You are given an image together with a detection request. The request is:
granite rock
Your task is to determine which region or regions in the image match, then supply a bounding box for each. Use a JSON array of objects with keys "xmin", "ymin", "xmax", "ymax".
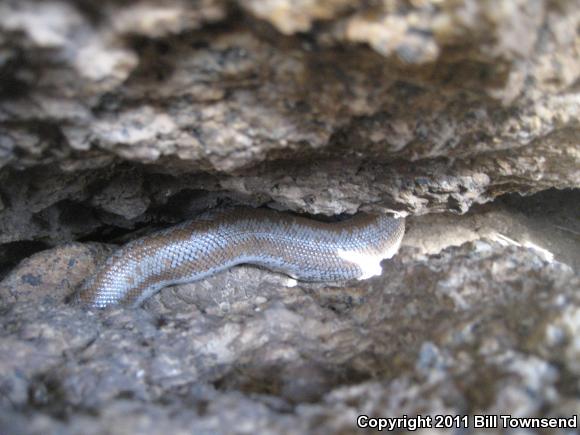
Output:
[
  {"xmin": 0, "ymin": 1, "xmax": 578, "ymax": 247},
  {"xmin": 0, "ymin": 1, "xmax": 579, "ymax": 433},
  {"xmin": 1, "ymin": 230, "xmax": 578, "ymax": 434}
]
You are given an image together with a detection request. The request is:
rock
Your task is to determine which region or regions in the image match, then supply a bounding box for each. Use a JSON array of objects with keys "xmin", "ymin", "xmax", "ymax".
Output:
[
  {"xmin": 0, "ymin": 232, "xmax": 578, "ymax": 433},
  {"xmin": 0, "ymin": 1, "xmax": 579, "ymax": 433},
  {"xmin": 0, "ymin": 1, "xmax": 578, "ymax": 245},
  {"xmin": 0, "ymin": 242, "xmax": 114, "ymax": 306}
]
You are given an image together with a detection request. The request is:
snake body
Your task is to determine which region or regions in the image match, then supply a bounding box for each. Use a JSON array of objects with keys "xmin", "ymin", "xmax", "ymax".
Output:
[{"xmin": 76, "ymin": 208, "xmax": 405, "ymax": 308}]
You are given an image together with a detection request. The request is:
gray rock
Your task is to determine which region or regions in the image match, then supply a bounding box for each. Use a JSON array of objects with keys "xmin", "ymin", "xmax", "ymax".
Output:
[
  {"xmin": 1, "ymin": 230, "xmax": 578, "ymax": 434},
  {"xmin": 0, "ymin": 1, "xmax": 579, "ymax": 433},
  {"xmin": 0, "ymin": 0, "xmax": 578, "ymax": 245}
]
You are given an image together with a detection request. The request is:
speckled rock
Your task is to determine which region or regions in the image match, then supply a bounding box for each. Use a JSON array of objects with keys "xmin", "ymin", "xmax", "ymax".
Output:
[
  {"xmin": 0, "ymin": 242, "xmax": 114, "ymax": 305},
  {"xmin": 0, "ymin": 229, "xmax": 578, "ymax": 434},
  {"xmin": 0, "ymin": 1, "xmax": 579, "ymax": 434},
  {"xmin": 0, "ymin": 0, "xmax": 579, "ymax": 249}
]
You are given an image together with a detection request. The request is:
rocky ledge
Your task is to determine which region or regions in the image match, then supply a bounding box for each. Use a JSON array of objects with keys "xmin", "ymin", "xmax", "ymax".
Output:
[{"xmin": 0, "ymin": 1, "xmax": 578, "ymax": 434}]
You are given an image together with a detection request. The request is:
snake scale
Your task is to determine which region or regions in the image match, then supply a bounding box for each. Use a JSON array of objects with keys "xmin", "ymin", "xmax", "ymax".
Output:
[{"xmin": 75, "ymin": 208, "xmax": 405, "ymax": 308}]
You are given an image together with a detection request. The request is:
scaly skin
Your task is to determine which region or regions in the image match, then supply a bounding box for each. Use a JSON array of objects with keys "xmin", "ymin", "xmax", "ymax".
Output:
[{"xmin": 75, "ymin": 208, "xmax": 405, "ymax": 308}]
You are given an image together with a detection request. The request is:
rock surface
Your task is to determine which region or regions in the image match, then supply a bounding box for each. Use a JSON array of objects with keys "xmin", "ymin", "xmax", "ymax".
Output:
[
  {"xmin": 1, "ymin": 218, "xmax": 579, "ymax": 434},
  {"xmin": 0, "ymin": 0, "xmax": 579, "ymax": 434},
  {"xmin": 0, "ymin": 0, "xmax": 579, "ymax": 248},
  {"xmin": 1, "ymin": 190, "xmax": 579, "ymax": 434}
]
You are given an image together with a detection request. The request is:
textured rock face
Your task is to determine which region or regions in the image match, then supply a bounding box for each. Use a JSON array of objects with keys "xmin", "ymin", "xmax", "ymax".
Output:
[
  {"xmin": 1, "ymin": 224, "xmax": 579, "ymax": 434},
  {"xmin": 0, "ymin": 0, "xmax": 579, "ymax": 248},
  {"xmin": 0, "ymin": 0, "xmax": 579, "ymax": 434}
]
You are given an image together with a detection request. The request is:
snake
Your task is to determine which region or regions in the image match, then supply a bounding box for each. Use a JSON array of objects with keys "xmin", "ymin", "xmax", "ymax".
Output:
[{"xmin": 74, "ymin": 208, "xmax": 405, "ymax": 308}]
